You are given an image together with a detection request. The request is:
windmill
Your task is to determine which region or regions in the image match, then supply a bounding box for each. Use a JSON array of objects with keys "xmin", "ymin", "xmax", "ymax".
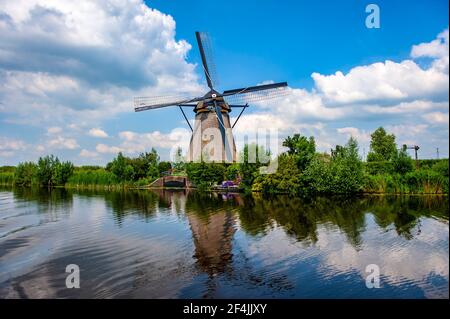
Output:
[{"xmin": 134, "ymin": 31, "xmax": 288, "ymax": 162}]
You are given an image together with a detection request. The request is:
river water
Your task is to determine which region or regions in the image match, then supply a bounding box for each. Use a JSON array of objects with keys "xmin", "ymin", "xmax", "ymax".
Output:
[{"xmin": 0, "ymin": 187, "xmax": 448, "ymax": 298}]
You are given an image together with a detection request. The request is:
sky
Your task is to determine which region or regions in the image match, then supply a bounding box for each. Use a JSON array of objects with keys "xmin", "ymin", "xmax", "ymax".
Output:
[{"xmin": 0, "ymin": 0, "xmax": 448, "ymax": 165}]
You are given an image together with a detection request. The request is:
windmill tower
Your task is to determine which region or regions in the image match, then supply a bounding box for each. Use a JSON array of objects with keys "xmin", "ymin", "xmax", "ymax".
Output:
[{"xmin": 134, "ymin": 31, "xmax": 288, "ymax": 163}]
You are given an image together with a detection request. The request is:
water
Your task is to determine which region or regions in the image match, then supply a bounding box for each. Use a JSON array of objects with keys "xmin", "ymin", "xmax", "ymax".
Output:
[{"xmin": 0, "ymin": 186, "xmax": 448, "ymax": 299}]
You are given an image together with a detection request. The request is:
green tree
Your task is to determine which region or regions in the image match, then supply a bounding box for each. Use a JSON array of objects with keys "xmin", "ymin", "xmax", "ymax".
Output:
[
  {"xmin": 186, "ymin": 162, "xmax": 226, "ymax": 187},
  {"xmin": 367, "ymin": 127, "xmax": 397, "ymax": 162},
  {"xmin": 36, "ymin": 155, "xmax": 59, "ymax": 186},
  {"xmin": 252, "ymin": 153, "xmax": 301, "ymax": 194},
  {"xmin": 330, "ymin": 137, "xmax": 364, "ymax": 193},
  {"xmin": 172, "ymin": 147, "xmax": 186, "ymax": 172},
  {"xmin": 52, "ymin": 161, "xmax": 74, "ymax": 185},
  {"xmin": 226, "ymin": 163, "xmax": 240, "ymax": 180},
  {"xmin": 158, "ymin": 161, "xmax": 172, "ymax": 175},
  {"xmin": 14, "ymin": 162, "xmax": 37, "ymax": 186},
  {"xmin": 238, "ymin": 143, "xmax": 269, "ymax": 188},
  {"xmin": 282, "ymin": 134, "xmax": 316, "ymax": 171},
  {"xmin": 392, "ymin": 149, "xmax": 414, "ymax": 175},
  {"xmin": 110, "ymin": 152, "xmax": 130, "ymax": 181}
]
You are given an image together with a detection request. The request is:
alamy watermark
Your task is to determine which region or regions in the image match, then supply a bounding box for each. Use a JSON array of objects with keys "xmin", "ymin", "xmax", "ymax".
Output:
[
  {"xmin": 65, "ymin": 264, "xmax": 80, "ymax": 289},
  {"xmin": 365, "ymin": 4, "xmax": 380, "ymax": 29},
  {"xmin": 365, "ymin": 264, "xmax": 381, "ymax": 289}
]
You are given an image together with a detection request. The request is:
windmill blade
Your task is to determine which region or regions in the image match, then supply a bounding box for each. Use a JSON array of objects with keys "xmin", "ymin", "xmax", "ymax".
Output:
[
  {"xmin": 134, "ymin": 95, "xmax": 204, "ymax": 112},
  {"xmin": 223, "ymin": 82, "xmax": 287, "ymax": 96},
  {"xmin": 195, "ymin": 31, "xmax": 218, "ymax": 89},
  {"xmin": 223, "ymin": 83, "xmax": 289, "ymax": 105}
]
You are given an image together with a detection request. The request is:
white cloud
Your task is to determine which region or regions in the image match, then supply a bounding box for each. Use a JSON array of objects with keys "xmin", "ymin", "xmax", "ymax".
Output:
[
  {"xmin": 48, "ymin": 136, "xmax": 79, "ymax": 149},
  {"xmin": 422, "ymin": 112, "xmax": 449, "ymax": 124},
  {"xmin": 88, "ymin": 128, "xmax": 108, "ymax": 138},
  {"xmin": 0, "ymin": 0, "xmax": 204, "ymax": 127},
  {"xmin": 96, "ymin": 143, "xmax": 122, "ymax": 154},
  {"xmin": 47, "ymin": 126, "xmax": 62, "ymax": 134},
  {"xmin": 411, "ymin": 29, "xmax": 449, "ymax": 59},
  {"xmin": 0, "ymin": 137, "xmax": 26, "ymax": 157},
  {"xmin": 79, "ymin": 149, "xmax": 98, "ymax": 158},
  {"xmin": 337, "ymin": 127, "xmax": 371, "ymax": 144},
  {"xmin": 312, "ymin": 59, "xmax": 448, "ymax": 105}
]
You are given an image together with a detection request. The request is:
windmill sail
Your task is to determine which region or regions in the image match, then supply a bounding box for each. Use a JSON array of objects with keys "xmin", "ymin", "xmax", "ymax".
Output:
[
  {"xmin": 134, "ymin": 95, "xmax": 204, "ymax": 112},
  {"xmin": 223, "ymin": 82, "xmax": 289, "ymax": 105}
]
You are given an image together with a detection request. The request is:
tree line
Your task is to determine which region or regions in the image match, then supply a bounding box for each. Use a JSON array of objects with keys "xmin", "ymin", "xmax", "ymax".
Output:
[{"xmin": 0, "ymin": 126, "xmax": 448, "ymax": 194}]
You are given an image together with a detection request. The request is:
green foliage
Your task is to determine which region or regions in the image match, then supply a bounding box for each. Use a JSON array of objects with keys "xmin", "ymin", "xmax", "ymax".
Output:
[
  {"xmin": 0, "ymin": 172, "xmax": 15, "ymax": 185},
  {"xmin": 226, "ymin": 163, "xmax": 240, "ymax": 180},
  {"xmin": 392, "ymin": 149, "xmax": 414, "ymax": 175},
  {"xmin": 158, "ymin": 161, "xmax": 172, "ymax": 175},
  {"xmin": 172, "ymin": 147, "xmax": 186, "ymax": 172},
  {"xmin": 301, "ymin": 137, "xmax": 364, "ymax": 194},
  {"xmin": 238, "ymin": 143, "xmax": 269, "ymax": 188},
  {"xmin": 37, "ymin": 155, "xmax": 59, "ymax": 186},
  {"xmin": 405, "ymin": 169, "xmax": 446, "ymax": 194},
  {"xmin": 367, "ymin": 127, "xmax": 397, "ymax": 162},
  {"xmin": 14, "ymin": 162, "xmax": 37, "ymax": 186},
  {"xmin": 185, "ymin": 161, "xmax": 226, "ymax": 188},
  {"xmin": 282, "ymin": 134, "xmax": 316, "ymax": 171},
  {"xmin": 52, "ymin": 161, "xmax": 74, "ymax": 186},
  {"xmin": 67, "ymin": 168, "xmax": 116, "ymax": 186},
  {"xmin": 252, "ymin": 153, "xmax": 301, "ymax": 194},
  {"xmin": 365, "ymin": 161, "xmax": 393, "ymax": 175},
  {"xmin": 108, "ymin": 150, "xmax": 160, "ymax": 182},
  {"xmin": 329, "ymin": 137, "xmax": 364, "ymax": 193}
]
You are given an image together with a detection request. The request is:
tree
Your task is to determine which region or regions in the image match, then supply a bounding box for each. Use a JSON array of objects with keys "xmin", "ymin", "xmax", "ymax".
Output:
[
  {"xmin": 52, "ymin": 161, "xmax": 74, "ymax": 185},
  {"xmin": 252, "ymin": 153, "xmax": 301, "ymax": 194},
  {"xmin": 172, "ymin": 147, "xmax": 185, "ymax": 172},
  {"xmin": 392, "ymin": 149, "xmax": 414, "ymax": 175},
  {"xmin": 238, "ymin": 143, "xmax": 268, "ymax": 188},
  {"xmin": 158, "ymin": 161, "xmax": 172, "ymax": 175},
  {"xmin": 367, "ymin": 127, "xmax": 397, "ymax": 162},
  {"xmin": 185, "ymin": 162, "xmax": 226, "ymax": 188},
  {"xmin": 14, "ymin": 162, "xmax": 37, "ymax": 186},
  {"xmin": 37, "ymin": 155, "xmax": 59, "ymax": 186},
  {"xmin": 282, "ymin": 134, "xmax": 316, "ymax": 171},
  {"xmin": 330, "ymin": 137, "xmax": 364, "ymax": 193},
  {"xmin": 110, "ymin": 152, "xmax": 130, "ymax": 181}
]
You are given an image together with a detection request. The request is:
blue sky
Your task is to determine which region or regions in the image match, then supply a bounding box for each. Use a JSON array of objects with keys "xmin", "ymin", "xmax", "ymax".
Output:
[{"xmin": 0, "ymin": 0, "xmax": 448, "ymax": 165}]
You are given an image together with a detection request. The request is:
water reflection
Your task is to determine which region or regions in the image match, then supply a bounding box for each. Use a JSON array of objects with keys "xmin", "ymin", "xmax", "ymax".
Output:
[{"xmin": 0, "ymin": 186, "xmax": 448, "ymax": 298}]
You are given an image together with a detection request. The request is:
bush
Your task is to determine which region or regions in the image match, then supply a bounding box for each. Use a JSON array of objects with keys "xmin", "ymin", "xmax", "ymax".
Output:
[
  {"xmin": 405, "ymin": 169, "xmax": 446, "ymax": 194},
  {"xmin": 252, "ymin": 154, "xmax": 301, "ymax": 194},
  {"xmin": 14, "ymin": 162, "xmax": 37, "ymax": 186},
  {"xmin": 0, "ymin": 172, "xmax": 15, "ymax": 185},
  {"xmin": 186, "ymin": 162, "xmax": 226, "ymax": 187},
  {"xmin": 365, "ymin": 161, "xmax": 393, "ymax": 175},
  {"xmin": 392, "ymin": 149, "xmax": 414, "ymax": 175}
]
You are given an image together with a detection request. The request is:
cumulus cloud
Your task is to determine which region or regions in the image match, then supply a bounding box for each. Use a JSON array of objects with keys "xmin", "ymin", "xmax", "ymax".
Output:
[
  {"xmin": 48, "ymin": 136, "xmax": 79, "ymax": 149},
  {"xmin": 422, "ymin": 112, "xmax": 449, "ymax": 125},
  {"xmin": 47, "ymin": 126, "xmax": 62, "ymax": 134},
  {"xmin": 88, "ymin": 128, "xmax": 108, "ymax": 138},
  {"xmin": 0, "ymin": 0, "xmax": 204, "ymax": 127},
  {"xmin": 79, "ymin": 149, "xmax": 98, "ymax": 158},
  {"xmin": 0, "ymin": 137, "xmax": 26, "ymax": 157}
]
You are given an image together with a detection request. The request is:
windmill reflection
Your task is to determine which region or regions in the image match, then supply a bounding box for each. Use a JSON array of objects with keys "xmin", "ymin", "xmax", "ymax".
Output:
[{"xmin": 152, "ymin": 190, "xmax": 238, "ymax": 276}]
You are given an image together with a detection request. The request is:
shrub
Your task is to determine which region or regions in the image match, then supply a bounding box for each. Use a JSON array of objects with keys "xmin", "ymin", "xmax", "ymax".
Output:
[
  {"xmin": 365, "ymin": 161, "xmax": 393, "ymax": 175},
  {"xmin": 391, "ymin": 149, "xmax": 414, "ymax": 175},
  {"xmin": 14, "ymin": 162, "xmax": 37, "ymax": 186}
]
